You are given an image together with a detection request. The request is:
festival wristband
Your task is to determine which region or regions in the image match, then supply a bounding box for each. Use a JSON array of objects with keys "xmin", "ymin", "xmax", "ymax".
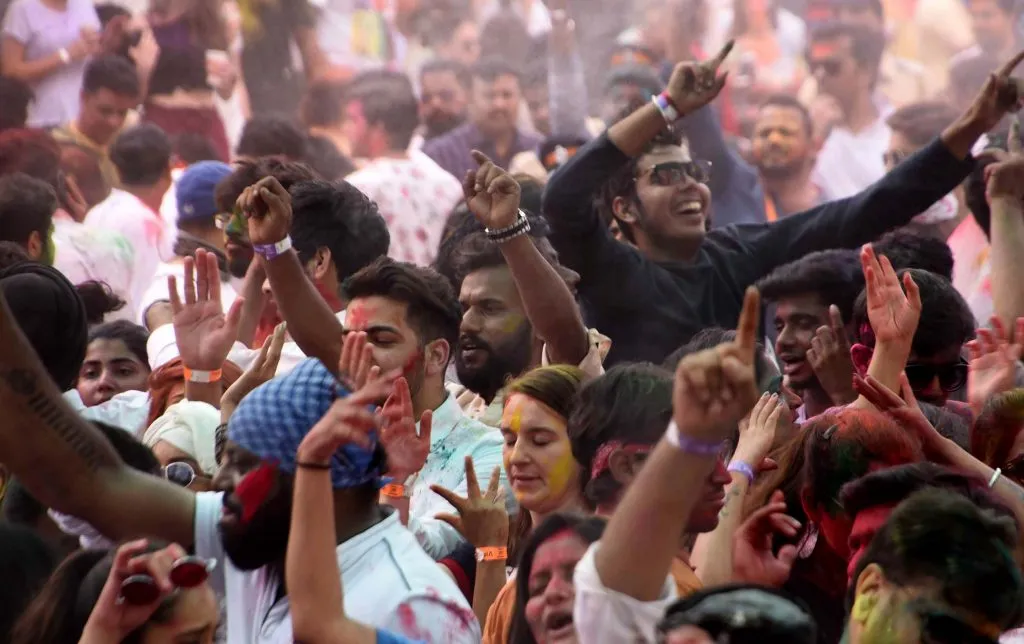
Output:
[
  {"xmin": 58, "ymin": 48, "xmax": 71, "ymax": 64},
  {"xmin": 253, "ymin": 236, "xmax": 292, "ymax": 261},
  {"xmin": 475, "ymin": 546, "xmax": 508, "ymax": 562},
  {"xmin": 184, "ymin": 367, "xmax": 222, "ymax": 384},
  {"xmin": 381, "ymin": 483, "xmax": 406, "ymax": 498},
  {"xmin": 664, "ymin": 421, "xmax": 725, "ymax": 456},
  {"xmin": 652, "ymin": 92, "xmax": 680, "ymax": 125},
  {"xmin": 727, "ymin": 460, "xmax": 756, "ymax": 485}
]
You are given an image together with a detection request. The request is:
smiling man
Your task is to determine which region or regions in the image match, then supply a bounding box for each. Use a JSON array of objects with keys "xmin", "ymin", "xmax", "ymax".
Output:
[{"xmin": 542, "ymin": 46, "xmax": 1014, "ymax": 365}]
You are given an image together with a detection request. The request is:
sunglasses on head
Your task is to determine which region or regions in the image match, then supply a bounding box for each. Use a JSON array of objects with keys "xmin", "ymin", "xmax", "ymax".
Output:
[
  {"xmin": 119, "ymin": 556, "xmax": 216, "ymax": 606},
  {"xmin": 903, "ymin": 360, "xmax": 968, "ymax": 393},
  {"xmin": 638, "ymin": 160, "xmax": 712, "ymax": 187},
  {"xmin": 163, "ymin": 461, "xmax": 199, "ymax": 488}
]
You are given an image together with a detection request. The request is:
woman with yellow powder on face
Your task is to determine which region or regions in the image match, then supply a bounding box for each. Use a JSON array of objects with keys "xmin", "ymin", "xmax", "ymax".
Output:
[{"xmin": 476, "ymin": 364, "xmax": 588, "ymax": 644}]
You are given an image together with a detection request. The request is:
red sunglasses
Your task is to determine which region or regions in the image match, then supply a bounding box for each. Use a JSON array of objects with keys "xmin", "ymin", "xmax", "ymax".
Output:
[{"xmin": 119, "ymin": 556, "xmax": 217, "ymax": 605}]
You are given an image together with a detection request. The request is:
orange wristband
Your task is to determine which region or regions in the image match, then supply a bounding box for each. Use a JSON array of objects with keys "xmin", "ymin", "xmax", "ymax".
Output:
[
  {"xmin": 475, "ymin": 546, "xmax": 508, "ymax": 562},
  {"xmin": 381, "ymin": 483, "xmax": 406, "ymax": 498},
  {"xmin": 184, "ymin": 367, "xmax": 222, "ymax": 383}
]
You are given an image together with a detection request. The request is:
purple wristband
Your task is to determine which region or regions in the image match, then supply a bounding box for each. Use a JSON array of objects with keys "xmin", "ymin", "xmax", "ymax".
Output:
[
  {"xmin": 665, "ymin": 421, "xmax": 724, "ymax": 456},
  {"xmin": 728, "ymin": 460, "xmax": 755, "ymax": 484}
]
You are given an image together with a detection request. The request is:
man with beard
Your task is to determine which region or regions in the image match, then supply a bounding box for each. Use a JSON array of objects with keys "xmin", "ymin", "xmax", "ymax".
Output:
[
  {"xmin": 418, "ymin": 59, "xmax": 470, "ymax": 143},
  {"xmin": 0, "ymin": 252, "xmax": 478, "ymax": 643},
  {"xmin": 751, "ymin": 95, "xmax": 830, "ymax": 220},
  {"xmin": 233, "ymin": 177, "xmax": 510, "ymax": 558},
  {"xmin": 423, "ymin": 58, "xmax": 542, "ymax": 180}
]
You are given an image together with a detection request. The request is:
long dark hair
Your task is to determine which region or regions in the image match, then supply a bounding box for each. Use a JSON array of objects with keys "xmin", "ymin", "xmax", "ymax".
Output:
[
  {"xmin": 508, "ymin": 514, "xmax": 606, "ymax": 644},
  {"xmin": 11, "ymin": 543, "xmax": 177, "ymax": 644}
]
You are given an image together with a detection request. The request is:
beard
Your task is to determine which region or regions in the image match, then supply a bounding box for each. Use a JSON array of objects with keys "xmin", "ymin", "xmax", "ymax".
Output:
[
  {"xmin": 455, "ymin": 323, "xmax": 534, "ymax": 403},
  {"xmin": 219, "ymin": 475, "xmax": 293, "ymax": 571},
  {"xmin": 424, "ymin": 112, "xmax": 466, "ymax": 139},
  {"xmin": 757, "ymin": 157, "xmax": 805, "ymax": 181}
]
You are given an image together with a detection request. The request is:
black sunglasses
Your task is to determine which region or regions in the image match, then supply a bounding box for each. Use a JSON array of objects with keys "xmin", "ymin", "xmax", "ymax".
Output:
[
  {"xmin": 638, "ymin": 160, "xmax": 712, "ymax": 187},
  {"xmin": 903, "ymin": 360, "xmax": 968, "ymax": 393}
]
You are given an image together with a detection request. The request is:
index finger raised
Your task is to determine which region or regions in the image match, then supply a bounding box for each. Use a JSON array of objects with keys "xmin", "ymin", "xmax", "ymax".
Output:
[
  {"xmin": 709, "ymin": 39, "xmax": 735, "ymax": 68},
  {"xmin": 734, "ymin": 286, "xmax": 760, "ymax": 357},
  {"xmin": 464, "ymin": 455, "xmax": 481, "ymax": 497},
  {"xmin": 998, "ymin": 48, "xmax": 1024, "ymax": 78}
]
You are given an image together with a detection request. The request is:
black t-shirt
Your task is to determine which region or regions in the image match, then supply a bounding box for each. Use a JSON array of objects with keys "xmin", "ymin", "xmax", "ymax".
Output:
[{"xmin": 241, "ymin": 0, "xmax": 316, "ymax": 117}]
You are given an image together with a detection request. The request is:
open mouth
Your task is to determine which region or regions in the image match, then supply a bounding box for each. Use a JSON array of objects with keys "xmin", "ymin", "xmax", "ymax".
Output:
[
  {"xmin": 675, "ymin": 200, "xmax": 704, "ymax": 216},
  {"xmin": 545, "ymin": 610, "xmax": 574, "ymax": 639}
]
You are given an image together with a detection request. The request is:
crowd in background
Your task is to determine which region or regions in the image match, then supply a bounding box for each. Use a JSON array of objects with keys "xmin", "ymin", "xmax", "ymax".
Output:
[{"xmin": 0, "ymin": 0, "xmax": 1023, "ymax": 643}]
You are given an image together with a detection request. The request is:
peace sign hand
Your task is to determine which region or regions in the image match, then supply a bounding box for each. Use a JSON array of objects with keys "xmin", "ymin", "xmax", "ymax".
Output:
[
  {"xmin": 431, "ymin": 456, "xmax": 509, "ymax": 548},
  {"xmin": 665, "ymin": 40, "xmax": 734, "ymax": 116}
]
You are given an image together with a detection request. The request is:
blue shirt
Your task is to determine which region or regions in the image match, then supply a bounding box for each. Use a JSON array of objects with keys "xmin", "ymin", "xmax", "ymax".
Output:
[{"xmin": 422, "ymin": 122, "xmax": 542, "ymax": 180}]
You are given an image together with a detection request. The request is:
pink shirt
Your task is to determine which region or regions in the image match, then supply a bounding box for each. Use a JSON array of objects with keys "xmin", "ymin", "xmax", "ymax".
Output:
[
  {"xmin": 347, "ymin": 152, "xmax": 463, "ymax": 267},
  {"xmin": 948, "ymin": 215, "xmax": 991, "ymax": 325}
]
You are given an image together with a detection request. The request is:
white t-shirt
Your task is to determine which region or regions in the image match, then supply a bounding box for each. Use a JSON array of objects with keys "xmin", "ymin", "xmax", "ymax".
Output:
[
  {"xmin": 85, "ymin": 190, "xmax": 176, "ymax": 319},
  {"xmin": 193, "ymin": 492, "xmax": 480, "ymax": 643},
  {"xmin": 138, "ymin": 261, "xmax": 238, "ymax": 327},
  {"xmin": 573, "ymin": 542, "xmax": 678, "ymax": 644},
  {"xmin": 347, "ymin": 153, "xmax": 463, "ymax": 267},
  {"xmin": 812, "ymin": 116, "xmax": 892, "ymax": 200}
]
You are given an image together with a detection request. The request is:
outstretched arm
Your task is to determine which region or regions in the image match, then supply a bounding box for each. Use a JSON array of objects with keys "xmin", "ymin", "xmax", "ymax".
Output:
[
  {"xmin": 0, "ymin": 291, "xmax": 195, "ymax": 546},
  {"xmin": 738, "ymin": 49, "xmax": 1024, "ymax": 278}
]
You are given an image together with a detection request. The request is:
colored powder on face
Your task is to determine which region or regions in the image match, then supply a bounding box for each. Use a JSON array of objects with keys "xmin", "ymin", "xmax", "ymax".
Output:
[
  {"xmin": 502, "ymin": 313, "xmax": 525, "ymax": 335},
  {"xmin": 234, "ymin": 461, "xmax": 278, "ymax": 524},
  {"xmin": 347, "ymin": 303, "xmax": 371, "ymax": 332},
  {"xmin": 545, "ymin": 448, "xmax": 576, "ymax": 500},
  {"xmin": 401, "ymin": 351, "xmax": 421, "ymax": 377},
  {"xmin": 510, "ymin": 405, "xmax": 523, "ymax": 434}
]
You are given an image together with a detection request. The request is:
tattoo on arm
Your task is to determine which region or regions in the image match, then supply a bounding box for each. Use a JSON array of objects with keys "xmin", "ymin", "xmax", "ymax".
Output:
[
  {"xmin": 0, "ymin": 367, "xmax": 116, "ymax": 472},
  {"xmin": 718, "ymin": 486, "xmax": 743, "ymax": 519}
]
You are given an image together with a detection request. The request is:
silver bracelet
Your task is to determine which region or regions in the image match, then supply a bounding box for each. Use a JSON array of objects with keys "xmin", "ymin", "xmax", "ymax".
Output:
[{"xmin": 485, "ymin": 209, "xmax": 531, "ymax": 243}]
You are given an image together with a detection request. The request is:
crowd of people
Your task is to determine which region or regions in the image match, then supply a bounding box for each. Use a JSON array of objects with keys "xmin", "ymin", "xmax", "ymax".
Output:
[{"xmin": 1, "ymin": 0, "xmax": 1024, "ymax": 642}]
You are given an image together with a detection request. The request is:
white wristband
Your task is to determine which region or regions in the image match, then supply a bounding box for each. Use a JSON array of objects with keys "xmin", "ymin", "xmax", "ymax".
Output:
[{"xmin": 58, "ymin": 48, "xmax": 71, "ymax": 64}]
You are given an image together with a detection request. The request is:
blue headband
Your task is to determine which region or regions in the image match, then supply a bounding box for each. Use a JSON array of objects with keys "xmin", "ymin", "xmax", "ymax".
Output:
[{"xmin": 227, "ymin": 358, "xmax": 381, "ymax": 488}]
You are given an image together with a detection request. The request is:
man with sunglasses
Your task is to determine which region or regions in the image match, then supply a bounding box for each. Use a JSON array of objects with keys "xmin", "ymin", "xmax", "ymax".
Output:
[
  {"xmin": 850, "ymin": 269, "xmax": 975, "ymax": 408},
  {"xmin": 807, "ymin": 22, "xmax": 890, "ymax": 201},
  {"xmin": 542, "ymin": 41, "xmax": 1024, "ymax": 366}
]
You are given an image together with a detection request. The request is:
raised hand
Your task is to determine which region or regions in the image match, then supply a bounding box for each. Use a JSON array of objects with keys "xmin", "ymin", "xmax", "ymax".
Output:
[
  {"xmin": 379, "ymin": 377, "xmax": 431, "ymax": 482},
  {"xmin": 672, "ymin": 287, "xmax": 761, "ymax": 441},
  {"xmin": 238, "ymin": 176, "xmax": 293, "ymax": 247},
  {"xmin": 986, "ymin": 115, "xmax": 1024, "ymax": 202},
  {"xmin": 338, "ymin": 331, "xmax": 380, "ymax": 391},
  {"xmin": 967, "ymin": 316, "xmax": 1024, "ymax": 413},
  {"xmin": 807, "ymin": 305, "xmax": 857, "ymax": 405},
  {"xmin": 79, "ymin": 540, "xmax": 189, "ymax": 642},
  {"xmin": 221, "ymin": 322, "xmax": 287, "ymax": 418},
  {"xmin": 734, "ymin": 392, "xmax": 786, "ymax": 468},
  {"xmin": 732, "ymin": 490, "xmax": 800, "ymax": 588},
  {"xmin": 462, "ymin": 151, "xmax": 521, "ymax": 230},
  {"xmin": 961, "ymin": 49, "xmax": 1024, "ymax": 133},
  {"xmin": 169, "ymin": 248, "xmax": 244, "ymax": 371},
  {"xmin": 853, "ymin": 373, "xmax": 945, "ymax": 459},
  {"xmin": 665, "ymin": 40, "xmax": 733, "ymax": 116},
  {"xmin": 431, "ymin": 456, "xmax": 509, "ymax": 548},
  {"xmin": 296, "ymin": 378, "xmax": 395, "ymax": 466},
  {"xmin": 860, "ymin": 244, "xmax": 921, "ymax": 344}
]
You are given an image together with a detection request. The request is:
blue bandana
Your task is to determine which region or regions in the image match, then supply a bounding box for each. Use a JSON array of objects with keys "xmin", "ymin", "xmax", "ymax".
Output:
[{"xmin": 227, "ymin": 358, "xmax": 381, "ymax": 488}]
